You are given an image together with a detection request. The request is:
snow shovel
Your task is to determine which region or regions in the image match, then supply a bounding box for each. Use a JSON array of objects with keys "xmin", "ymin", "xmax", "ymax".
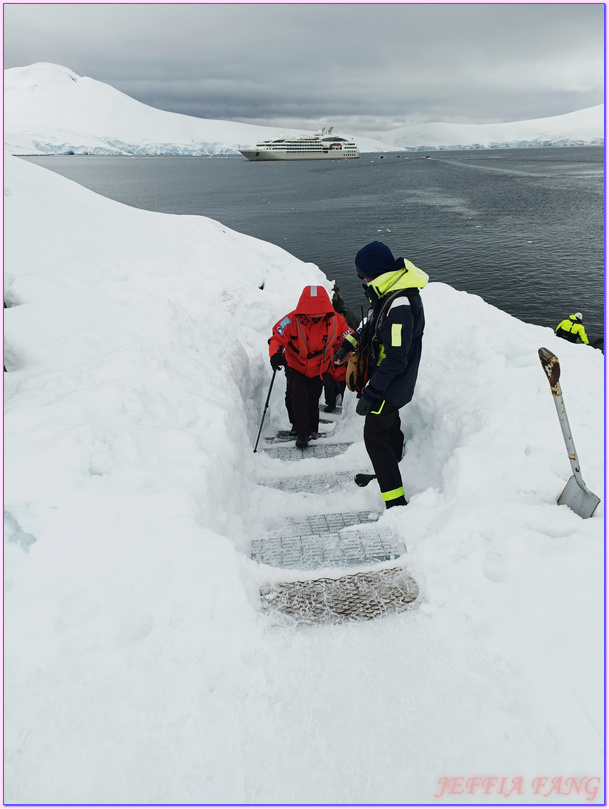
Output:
[{"xmin": 538, "ymin": 347, "xmax": 600, "ymax": 519}]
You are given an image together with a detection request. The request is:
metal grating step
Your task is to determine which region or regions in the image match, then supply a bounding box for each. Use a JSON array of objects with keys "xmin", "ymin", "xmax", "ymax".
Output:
[
  {"xmin": 266, "ymin": 511, "xmax": 378, "ymax": 536},
  {"xmin": 252, "ymin": 513, "xmax": 407, "ymax": 570},
  {"xmin": 261, "ymin": 566, "xmax": 419, "ymax": 624},
  {"xmin": 251, "ymin": 531, "xmax": 406, "ymax": 569},
  {"xmin": 264, "ymin": 428, "xmax": 335, "ymax": 445},
  {"xmin": 260, "ymin": 471, "xmax": 356, "ymax": 493},
  {"xmin": 262, "ymin": 442, "xmax": 353, "ymax": 461}
]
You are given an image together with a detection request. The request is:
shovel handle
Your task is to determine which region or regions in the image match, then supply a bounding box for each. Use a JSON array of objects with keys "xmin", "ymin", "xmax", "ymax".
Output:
[
  {"xmin": 539, "ymin": 346, "xmax": 583, "ymax": 480},
  {"xmin": 538, "ymin": 347, "xmax": 561, "ymax": 393},
  {"xmin": 537, "ymin": 347, "xmax": 600, "ymax": 517}
]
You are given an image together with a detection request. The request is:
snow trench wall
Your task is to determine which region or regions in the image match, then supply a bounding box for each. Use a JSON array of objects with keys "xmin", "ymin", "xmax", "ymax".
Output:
[{"xmin": 3, "ymin": 153, "xmax": 329, "ymax": 551}]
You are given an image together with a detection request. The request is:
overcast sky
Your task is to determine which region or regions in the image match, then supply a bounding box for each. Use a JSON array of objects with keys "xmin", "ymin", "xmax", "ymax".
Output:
[{"xmin": 3, "ymin": 2, "xmax": 605, "ymax": 137}]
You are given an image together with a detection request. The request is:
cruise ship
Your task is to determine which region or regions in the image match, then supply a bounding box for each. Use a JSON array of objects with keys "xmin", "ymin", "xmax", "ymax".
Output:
[{"xmin": 238, "ymin": 127, "xmax": 359, "ymax": 161}]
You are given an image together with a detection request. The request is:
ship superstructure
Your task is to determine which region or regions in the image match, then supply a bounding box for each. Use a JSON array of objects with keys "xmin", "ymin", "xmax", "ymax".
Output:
[{"xmin": 239, "ymin": 127, "xmax": 359, "ymax": 161}]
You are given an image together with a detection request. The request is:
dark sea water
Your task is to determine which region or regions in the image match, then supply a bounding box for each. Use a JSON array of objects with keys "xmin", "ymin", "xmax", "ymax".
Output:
[{"xmin": 24, "ymin": 147, "xmax": 605, "ymax": 340}]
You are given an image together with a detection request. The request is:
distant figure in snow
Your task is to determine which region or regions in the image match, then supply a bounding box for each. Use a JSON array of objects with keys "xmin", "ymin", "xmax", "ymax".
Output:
[
  {"xmin": 269, "ymin": 285, "xmax": 353, "ymax": 448},
  {"xmin": 331, "ymin": 282, "xmax": 360, "ymax": 331},
  {"xmin": 555, "ymin": 312, "xmax": 589, "ymax": 345},
  {"xmin": 333, "ymin": 241, "xmax": 428, "ymax": 509}
]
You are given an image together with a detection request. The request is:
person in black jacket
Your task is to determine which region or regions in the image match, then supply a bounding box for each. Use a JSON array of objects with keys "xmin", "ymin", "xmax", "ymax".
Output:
[{"xmin": 335, "ymin": 242, "xmax": 428, "ymax": 509}]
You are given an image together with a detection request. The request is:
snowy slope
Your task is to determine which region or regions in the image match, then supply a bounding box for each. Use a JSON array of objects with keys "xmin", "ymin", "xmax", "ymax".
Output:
[
  {"xmin": 381, "ymin": 105, "xmax": 605, "ymax": 150},
  {"xmin": 3, "ymin": 62, "xmax": 394, "ymax": 156},
  {"xmin": 4, "ymin": 153, "xmax": 605, "ymax": 804}
]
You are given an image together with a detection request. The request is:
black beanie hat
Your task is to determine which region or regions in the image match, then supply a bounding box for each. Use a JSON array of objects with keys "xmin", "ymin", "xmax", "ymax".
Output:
[{"xmin": 355, "ymin": 241, "xmax": 401, "ymax": 279}]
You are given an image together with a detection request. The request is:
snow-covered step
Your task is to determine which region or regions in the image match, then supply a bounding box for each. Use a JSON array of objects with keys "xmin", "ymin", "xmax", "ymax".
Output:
[
  {"xmin": 261, "ymin": 566, "xmax": 419, "ymax": 624},
  {"xmin": 252, "ymin": 512, "xmax": 407, "ymax": 569},
  {"xmin": 260, "ymin": 470, "xmax": 355, "ymax": 493},
  {"xmin": 262, "ymin": 442, "xmax": 352, "ymax": 461}
]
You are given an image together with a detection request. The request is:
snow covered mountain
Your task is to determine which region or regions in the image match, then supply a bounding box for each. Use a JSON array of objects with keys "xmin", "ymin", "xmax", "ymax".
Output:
[
  {"xmin": 3, "ymin": 62, "xmax": 395, "ymax": 156},
  {"xmin": 4, "ymin": 62, "xmax": 604, "ymax": 156},
  {"xmin": 380, "ymin": 105, "xmax": 604, "ymax": 151}
]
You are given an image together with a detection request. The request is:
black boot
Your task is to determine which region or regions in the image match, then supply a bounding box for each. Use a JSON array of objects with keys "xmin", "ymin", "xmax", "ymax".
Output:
[
  {"xmin": 296, "ymin": 434, "xmax": 309, "ymax": 449},
  {"xmin": 385, "ymin": 496, "xmax": 408, "ymax": 509},
  {"xmin": 354, "ymin": 473, "xmax": 377, "ymax": 487}
]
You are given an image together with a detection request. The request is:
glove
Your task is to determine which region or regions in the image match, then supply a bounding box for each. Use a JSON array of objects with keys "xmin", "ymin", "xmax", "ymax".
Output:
[
  {"xmin": 270, "ymin": 351, "xmax": 285, "ymax": 371},
  {"xmin": 333, "ymin": 345, "xmax": 350, "ymax": 365},
  {"xmin": 356, "ymin": 385, "xmax": 381, "ymax": 416},
  {"xmin": 356, "ymin": 397, "xmax": 374, "ymax": 416}
]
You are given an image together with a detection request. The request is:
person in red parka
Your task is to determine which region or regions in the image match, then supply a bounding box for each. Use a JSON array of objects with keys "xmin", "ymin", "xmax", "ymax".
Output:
[{"xmin": 269, "ymin": 285, "xmax": 352, "ymax": 448}]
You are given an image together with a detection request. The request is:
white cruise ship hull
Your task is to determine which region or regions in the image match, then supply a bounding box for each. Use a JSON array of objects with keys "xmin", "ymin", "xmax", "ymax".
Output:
[
  {"xmin": 239, "ymin": 128, "xmax": 359, "ymax": 161},
  {"xmin": 239, "ymin": 147, "xmax": 359, "ymax": 161}
]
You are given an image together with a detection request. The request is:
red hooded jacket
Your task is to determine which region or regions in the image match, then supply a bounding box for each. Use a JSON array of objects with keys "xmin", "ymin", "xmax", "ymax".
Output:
[{"xmin": 269, "ymin": 285, "xmax": 352, "ymax": 378}]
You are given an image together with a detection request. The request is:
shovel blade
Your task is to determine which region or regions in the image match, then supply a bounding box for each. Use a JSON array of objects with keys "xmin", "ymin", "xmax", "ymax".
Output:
[{"xmin": 557, "ymin": 475, "xmax": 600, "ymax": 519}]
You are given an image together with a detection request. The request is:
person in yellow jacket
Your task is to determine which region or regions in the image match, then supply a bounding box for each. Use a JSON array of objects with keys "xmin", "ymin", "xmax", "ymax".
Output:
[{"xmin": 555, "ymin": 312, "xmax": 589, "ymax": 345}]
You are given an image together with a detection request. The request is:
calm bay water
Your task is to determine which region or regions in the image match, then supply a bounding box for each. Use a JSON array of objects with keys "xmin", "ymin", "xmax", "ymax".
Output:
[{"xmin": 24, "ymin": 147, "xmax": 605, "ymax": 339}]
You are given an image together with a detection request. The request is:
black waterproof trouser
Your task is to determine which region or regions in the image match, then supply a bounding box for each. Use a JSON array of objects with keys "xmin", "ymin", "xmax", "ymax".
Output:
[
  {"xmin": 323, "ymin": 372, "xmax": 346, "ymax": 409},
  {"xmin": 556, "ymin": 329, "xmax": 578, "ymax": 343},
  {"xmin": 285, "ymin": 366, "xmax": 323, "ymax": 435},
  {"xmin": 363, "ymin": 401, "xmax": 406, "ymax": 505}
]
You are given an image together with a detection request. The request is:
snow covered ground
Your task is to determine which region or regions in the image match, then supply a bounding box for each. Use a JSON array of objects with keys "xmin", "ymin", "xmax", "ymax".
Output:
[
  {"xmin": 380, "ymin": 104, "xmax": 604, "ymax": 150},
  {"xmin": 4, "ymin": 62, "xmax": 604, "ymax": 156},
  {"xmin": 4, "ymin": 152, "xmax": 605, "ymax": 804}
]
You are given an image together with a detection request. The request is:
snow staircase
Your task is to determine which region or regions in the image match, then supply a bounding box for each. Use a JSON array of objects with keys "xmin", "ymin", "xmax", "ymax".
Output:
[{"xmin": 254, "ymin": 423, "xmax": 418, "ymax": 624}]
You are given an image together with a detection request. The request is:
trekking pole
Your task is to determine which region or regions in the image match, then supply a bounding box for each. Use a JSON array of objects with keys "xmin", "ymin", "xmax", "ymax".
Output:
[
  {"xmin": 253, "ymin": 369, "xmax": 278, "ymax": 453},
  {"xmin": 538, "ymin": 347, "xmax": 600, "ymax": 519}
]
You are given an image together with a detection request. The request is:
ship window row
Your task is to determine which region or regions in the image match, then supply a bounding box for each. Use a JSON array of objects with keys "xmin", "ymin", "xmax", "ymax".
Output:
[
  {"xmin": 264, "ymin": 139, "xmax": 355, "ymax": 146},
  {"xmin": 259, "ymin": 147, "xmax": 358, "ymax": 153}
]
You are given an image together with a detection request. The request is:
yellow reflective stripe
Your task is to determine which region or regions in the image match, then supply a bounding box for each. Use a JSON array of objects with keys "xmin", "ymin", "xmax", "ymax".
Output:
[
  {"xmin": 370, "ymin": 399, "xmax": 385, "ymax": 415},
  {"xmin": 381, "ymin": 486, "xmax": 405, "ymax": 502},
  {"xmin": 391, "ymin": 323, "xmax": 402, "ymax": 346},
  {"xmin": 345, "ymin": 333, "xmax": 358, "ymax": 348}
]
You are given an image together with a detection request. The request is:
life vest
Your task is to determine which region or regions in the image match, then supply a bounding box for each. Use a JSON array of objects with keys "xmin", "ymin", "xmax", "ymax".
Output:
[{"xmin": 270, "ymin": 285, "xmax": 352, "ymax": 378}]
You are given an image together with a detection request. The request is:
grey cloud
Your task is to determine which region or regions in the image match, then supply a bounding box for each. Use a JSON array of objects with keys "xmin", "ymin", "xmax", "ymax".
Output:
[{"xmin": 3, "ymin": 3, "xmax": 604, "ymax": 134}]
